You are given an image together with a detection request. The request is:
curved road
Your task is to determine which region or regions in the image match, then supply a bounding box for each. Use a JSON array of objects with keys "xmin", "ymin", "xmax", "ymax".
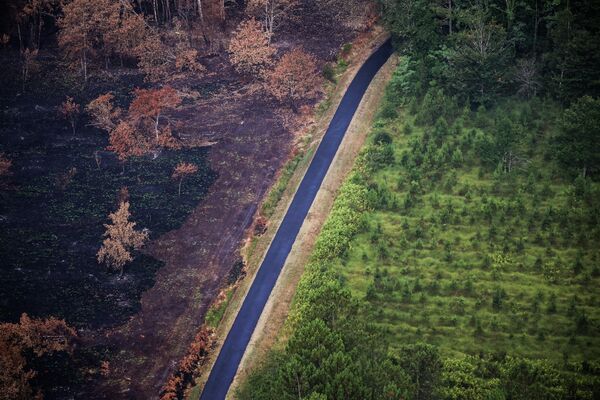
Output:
[{"xmin": 199, "ymin": 39, "xmax": 394, "ymax": 400}]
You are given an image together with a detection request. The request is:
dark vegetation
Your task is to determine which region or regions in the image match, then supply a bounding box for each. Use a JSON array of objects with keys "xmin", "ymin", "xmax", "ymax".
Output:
[{"xmin": 238, "ymin": 0, "xmax": 600, "ymax": 398}]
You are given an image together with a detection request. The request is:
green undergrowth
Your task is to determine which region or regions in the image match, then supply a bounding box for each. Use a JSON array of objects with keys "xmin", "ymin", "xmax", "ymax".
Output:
[
  {"xmin": 205, "ymin": 289, "xmax": 234, "ymax": 328},
  {"xmin": 261, "ymin": 143, "xmax": 315, "ymax": 218}
]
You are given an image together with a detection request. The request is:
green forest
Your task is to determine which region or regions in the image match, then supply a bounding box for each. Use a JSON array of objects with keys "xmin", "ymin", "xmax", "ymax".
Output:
[{"xmin": 237, "ymin": 0, "xmax": 600, "ymax": 398}]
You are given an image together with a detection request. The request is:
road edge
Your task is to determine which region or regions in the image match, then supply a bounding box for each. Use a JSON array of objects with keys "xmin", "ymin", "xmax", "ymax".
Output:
[{"xmin": 187, "ymin": 29, "xmax": 393, "ymax": 400}]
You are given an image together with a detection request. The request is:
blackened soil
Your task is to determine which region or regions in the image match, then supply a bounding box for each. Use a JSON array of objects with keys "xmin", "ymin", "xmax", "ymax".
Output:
[{"xmin": 0, "ymin": 78, "xmax": 215, "ymax": 329}]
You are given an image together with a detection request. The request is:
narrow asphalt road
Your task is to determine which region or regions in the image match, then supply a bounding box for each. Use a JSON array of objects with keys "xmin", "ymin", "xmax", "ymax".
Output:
[{"xmin": 199, "ymin": 39, "xmax": 394, "ymax": 400}]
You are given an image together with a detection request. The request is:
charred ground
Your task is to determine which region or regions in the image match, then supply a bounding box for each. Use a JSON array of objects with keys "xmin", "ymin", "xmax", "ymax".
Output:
[{"xmin": 0, "ymin": 1, "xmax": 371, "ymax": 398}]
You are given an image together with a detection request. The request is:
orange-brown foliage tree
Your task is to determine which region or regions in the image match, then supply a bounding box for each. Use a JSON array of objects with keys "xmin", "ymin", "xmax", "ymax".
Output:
[
  {"xmin": 89, "ymin": 88, "xmax": 183, "ymax": 161},
  {"xmin": 97, "ymin": 201, "xmax": 148, "ymax": 276},
  {"xmin": 57, "ymin": 0, "xmax": 155, "ymax": 79},
  {"xmin": 228, "ymin": 18, "xmax": 275, "ymax": 78},
  {"xmin": 266, "ymin": 49, "xmax": 321, "ymax": 110},
  {"xmin": 133, "ymin": 31, "xmax": 205, "ymax": 82},
  {"xmin": 86, "ymin": 93, "xmax": 122, "ymax": 133},
  {"xmin": 58, "ymin": 0, "xmax": 121, "ymax": 81},
  {"xmin": 58, "ymin": 96, "xmax": 81, "ymax": 135},
  {"xmin": 129, "ymin": 86, "xmax": 182, "ymax": 141},
  {"xmin": 174, "ymin": 46, "xmax": 205, "ymax": 74},
  {"xmin": 117, "ymin": 186, "xmax": 130, "ymax": 204},
  {"xmin": 159, "ymin": 326, "xmax": 212, "ymax": 400},
  {"xmin": 0, "ymin": 314, "xmax": 76, "ymax": 400},
  {"xmin": 172, "ymin": 162, "xmax": 198, "ymax": 195},
  {"xmin": 155, "ymin": 125, "xmax": 183, "ymax": 150},
  {"xmin": 133, "ymin": 33, "xmax": 171, "ymax": 82},
  {"xmin": 107, "ymin": 121, "xmax": 149, "ymax": 163},
  {"xmin": 103, "ymin": 8, "xmax": 149, "ymax": 64}
]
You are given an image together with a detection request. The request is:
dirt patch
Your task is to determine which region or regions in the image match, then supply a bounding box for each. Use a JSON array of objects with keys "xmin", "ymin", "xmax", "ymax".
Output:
[{"xmin": 229, "ymin": 49, "xmax": 399, "ymax": 398}]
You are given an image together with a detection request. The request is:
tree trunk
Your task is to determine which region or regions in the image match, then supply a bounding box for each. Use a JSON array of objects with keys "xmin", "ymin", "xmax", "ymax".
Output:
[
  {"xmin": 22, "ymin": 62, "xmax": 27, "ymax": 92},
  {"xmin": 37, "ymin": 13, "xmax": 43, "ymax": 50},
  {"xmin": 295, "ymin": 372, "xmax": 302, "ymax": 400},
  {"xmin": 83, "ymin": 50, "xmax": 88, "ymax": 82},
  {"xmin": 17, "ymin": 23, "xmax": 23, "ymax": 53},
  {"xmin": 82, "ymin": 23, "xmax": 88, "ymax": 82},
  {"xmin": 153, "ymin": 0, "xmax": 159, "ymax": 23},
  {"xmin": 163, "ymin": 0, "xmax": 171, "ymax": 22},
  {"xmin": 155, "ymin": 114, "xmax": 160, "ymax": 140},
  {"xmin": 94, "ymin": 151, "xmax": 101, "ymax": 169},
  {"xmin": 197, "ymin": 0, "xmax": 204, "ymax": 23},
  {"xmin": 448, "ymin": 0, "xmax": 452, "ymax": 34}
]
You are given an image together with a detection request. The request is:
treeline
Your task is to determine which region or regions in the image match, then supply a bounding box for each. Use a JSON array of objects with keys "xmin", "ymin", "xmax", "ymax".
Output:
[
  {"xmin": 3, "ymin": 0, "xmax": 225, "ymax": 50},
  {"xmin": 1, "ymin": 0, "xmax": 368, "ymax": 85},
  {"xmin": 3, "ymin": 0, "xmax": 215, "ymax": 84},
  {"xmin": 379, "ymin": 0, "xmax": 600, "ymax": 104},
  {"xmin": 0, "ymin": 314, "xmax": 77, "ymax": 400},
  {"xmin": 378, "ymin": 0, "xmax": 600, "ymax": 178}
]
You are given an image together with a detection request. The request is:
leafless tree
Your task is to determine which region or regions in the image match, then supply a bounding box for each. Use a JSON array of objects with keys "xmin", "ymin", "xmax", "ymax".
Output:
[{"xmin": 514, "ymin": 58, "xmax": 541, "ymax": 98}]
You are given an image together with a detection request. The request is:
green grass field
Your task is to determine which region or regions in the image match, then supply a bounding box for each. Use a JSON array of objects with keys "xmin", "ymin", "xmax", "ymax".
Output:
[{"xmin": 334, "ymin": 100, "xmax": 600, "ymax": 366}]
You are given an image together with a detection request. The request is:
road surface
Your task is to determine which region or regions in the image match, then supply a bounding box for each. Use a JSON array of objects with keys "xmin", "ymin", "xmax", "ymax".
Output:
[{"xmin": 199, "ymin": 39, "xmax": 394, "ymax": 400}]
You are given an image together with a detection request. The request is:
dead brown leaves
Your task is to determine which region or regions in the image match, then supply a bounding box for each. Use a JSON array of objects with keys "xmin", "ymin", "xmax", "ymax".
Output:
[
  {"xmin": 97, "ymin": 201, "xmax": 148, "ymax": 275},
  {"xmin": 159, "ymin": 326, "xmax": 213, "ymax": 400},
  {"xmin": 0, "ymin": 314, "xmax": 76, "ymax": 400},
  {"xmin": 266, "ymin": 48, "xmax": 322, "ymax": 109},
  {"xmin": 228, "ymin": 18, "xmax": 275, "ymax": 78}
]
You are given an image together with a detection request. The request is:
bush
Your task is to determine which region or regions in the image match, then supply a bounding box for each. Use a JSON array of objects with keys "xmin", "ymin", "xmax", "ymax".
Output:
[
  {"xmin": 451, "ymin": 148, "xmax": 464, "ymax": 167},
  {"xmin": 386, "ymin": 56, "xmax": 418, "ymax": 106},
  {"xmin": 359, "ymin": 143, "xmax": 395, "ymax": 172},
  {"xmin": 312, "ymin": 179, "xmax": 369, "ymax": 261},
  {"xmin": 322, "ymin": 63, "xmax": 336, "ymax": 82},
  {"xmin": 378, "ymin": 99, "xmax": 398, "ymax": 119},
  {"xmin": 373, "ymin": 130, "xmax": 393, "ymax": 145}
]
